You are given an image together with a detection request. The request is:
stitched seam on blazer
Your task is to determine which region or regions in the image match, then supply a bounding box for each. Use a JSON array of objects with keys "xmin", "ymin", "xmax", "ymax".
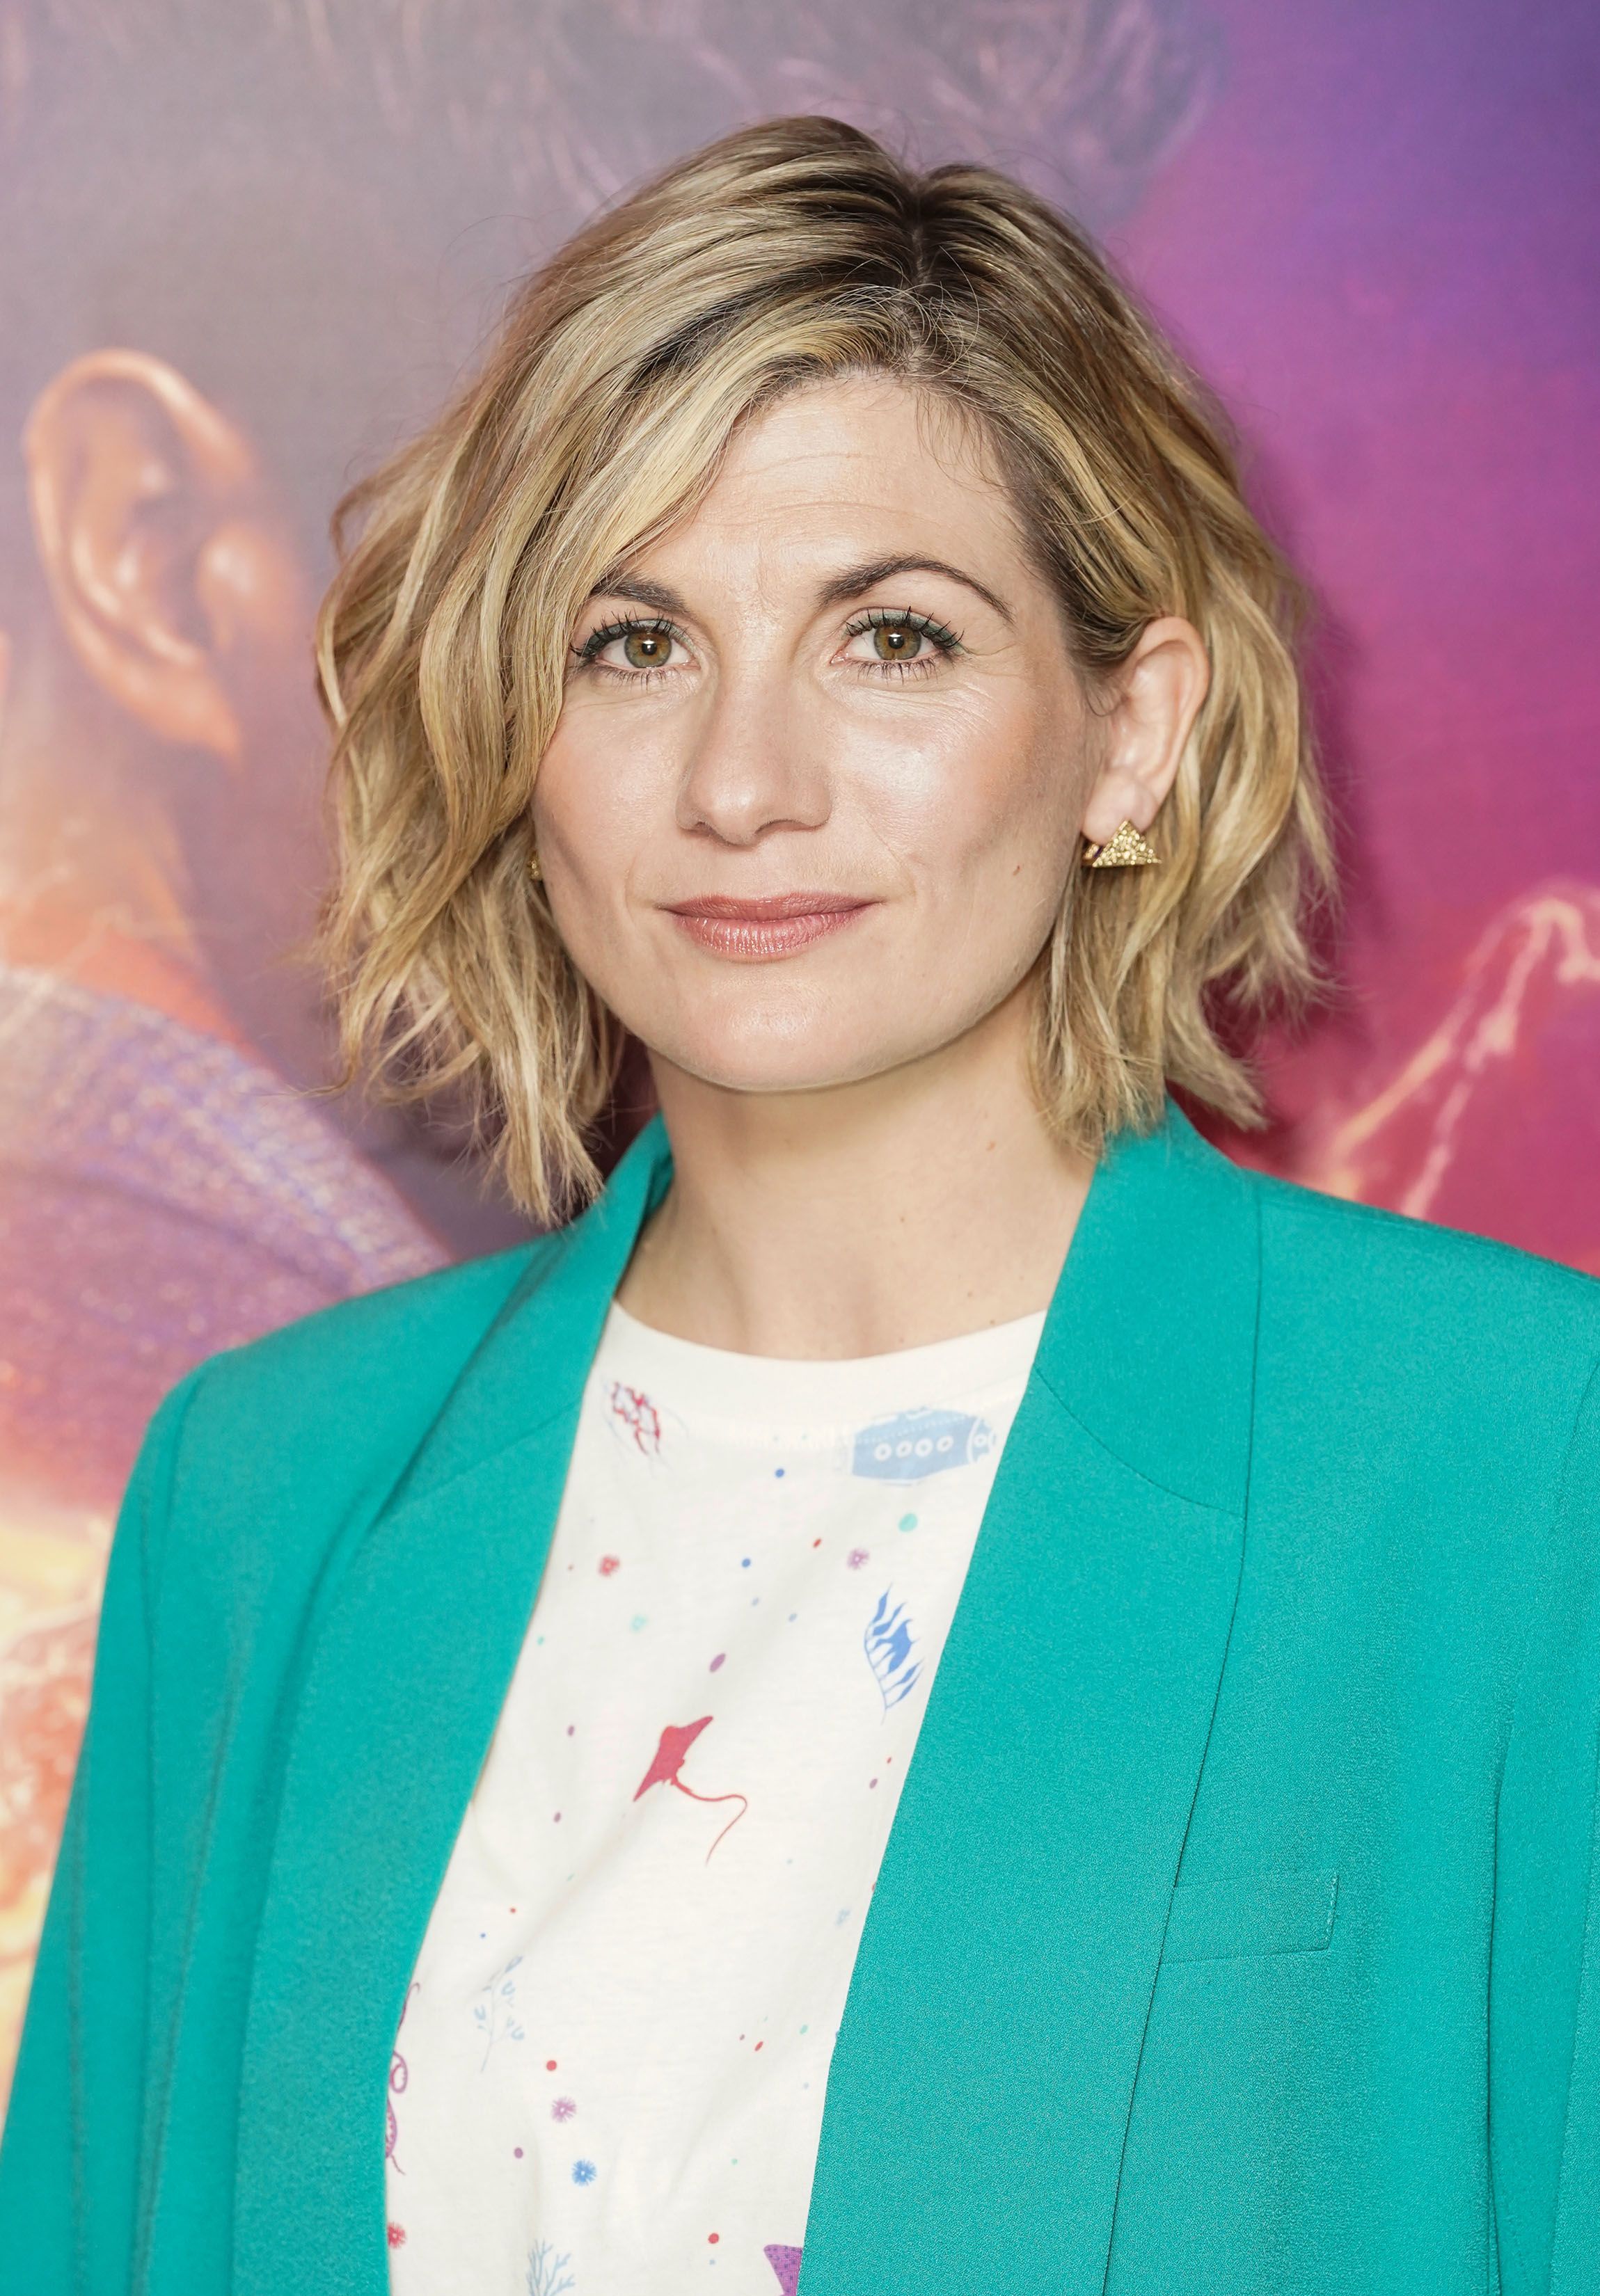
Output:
[
  {"xmin": 1505, "ymin": 1341, "xmax": 1600, "ymax": 2292},
  {"xmin": 1498, "ymin": 1342, "xmax": 1600, "ymax": 1796},
  {"xmin": 1487, "ymin": 1339, "xmax": 1600, "ymax": 2296},
  {"xmin": 127, "ymin": 1358, "xmax": 217, "ymax": 2291},
  {"xmin": 1552, "ymin": 1723, "xmax": 1600, "ymax": 2286},
  {"xmin": 1098, "ymin": 1177, "xmax": 1264, "ymax": 2295}
]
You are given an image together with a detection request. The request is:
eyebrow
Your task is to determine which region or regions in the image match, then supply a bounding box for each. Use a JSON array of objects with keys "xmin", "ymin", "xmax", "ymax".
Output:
[
  {"xmin": 814, "ymin": 555, "xmax": 1013, "ymax": 625},
  {"xmin": 587, "ymin": 555, "xmax": 1013, "ymax": 627},
  {"xmin": 585, "ymin": 573, "xmax": 690, "ymax": 621}
]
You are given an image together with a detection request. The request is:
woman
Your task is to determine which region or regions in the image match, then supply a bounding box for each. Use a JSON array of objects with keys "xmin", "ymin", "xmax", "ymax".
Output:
[{"xmin": 2, "ymin": 115, "xmax": 1597, "ymax": 2296}]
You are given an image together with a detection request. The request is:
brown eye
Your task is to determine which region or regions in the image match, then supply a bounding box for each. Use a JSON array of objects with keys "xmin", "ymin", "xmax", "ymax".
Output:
[
  {"xmin": 623, "ymin": 628, "xmax": 671, "ymax": 669},
  {"xmin": 871, "ymin": 623, "xmax": 922, "ymax": 661}
]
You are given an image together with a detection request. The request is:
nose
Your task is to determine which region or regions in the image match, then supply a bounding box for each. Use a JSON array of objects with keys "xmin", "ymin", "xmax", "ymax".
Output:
[{"xmin": 675, "ymin": 667, "xmax": 830, "ymax": 847}]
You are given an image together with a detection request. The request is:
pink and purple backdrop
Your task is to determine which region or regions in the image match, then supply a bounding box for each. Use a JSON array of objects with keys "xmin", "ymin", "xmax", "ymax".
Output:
[{"xmin": 0, "ymin": 0, "xmax": 1594, "ymax": 2103}]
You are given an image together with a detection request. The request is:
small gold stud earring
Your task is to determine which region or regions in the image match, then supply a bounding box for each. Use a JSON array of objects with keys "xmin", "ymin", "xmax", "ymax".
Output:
[
  {"xmin": 528, "ymin": 847, "xmax": 543, "ymax": 883},
  {"xmin": 1082, "ymin": 819, "xmax": 1160, "ymax": 869}
]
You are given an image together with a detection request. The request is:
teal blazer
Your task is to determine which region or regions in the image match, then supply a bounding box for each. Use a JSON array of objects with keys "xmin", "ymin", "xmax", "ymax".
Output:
[{"xmin": 3, "ymin": 1108, "xmax": 1600, "ymax": 2294}]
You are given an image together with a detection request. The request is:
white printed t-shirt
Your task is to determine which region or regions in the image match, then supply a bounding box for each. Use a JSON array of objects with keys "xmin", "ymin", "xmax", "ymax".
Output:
[{"xmin": 386, "ymin": 1300, "xmax": 1043, "ymax": 2296}]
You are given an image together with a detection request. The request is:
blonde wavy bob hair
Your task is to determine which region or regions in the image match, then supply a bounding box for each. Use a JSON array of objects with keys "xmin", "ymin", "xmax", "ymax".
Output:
[{"xmin": 319, "ymin": 115, "xmax": 1331, "ymax": 1222}]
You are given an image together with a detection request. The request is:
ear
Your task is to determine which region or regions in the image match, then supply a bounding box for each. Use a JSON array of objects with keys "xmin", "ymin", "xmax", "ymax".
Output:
[
  {"xmin": 1079, "ymin": 616, "xmax": 1211, "ymax": 847},
  {"xmin": 24, "ymin": 350, "xmax": 284, "ymax": 760}
]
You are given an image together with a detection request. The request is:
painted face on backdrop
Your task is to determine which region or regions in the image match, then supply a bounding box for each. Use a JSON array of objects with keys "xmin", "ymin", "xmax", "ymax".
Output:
[
  {"xmin": 0, "ymin": 0, "xmax": 1217, "ymax": 2112},
  {"xmin": 0, "ymin": 351, "xmax": 452, "ymax": 2084},
  {"xmin": 1, "ymin": 0, "xmax": 1591, "ymax": 2123},
  {"xmin": 534, "ymin": 378, "xmax": 1199, "ymax": 1101}
]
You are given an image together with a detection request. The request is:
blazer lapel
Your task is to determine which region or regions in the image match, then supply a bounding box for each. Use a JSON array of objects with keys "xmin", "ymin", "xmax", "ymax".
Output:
[
  {"xmin": 230, "ymin": 1103, "xmax": 1256, "ymax": 2295},
  {"xmin": 800, "ymin": 1111, "xmax": 1261, "ymax": 2296},
  {"xmin": 232, "ymin": 1119, "xmax": 674, "ymax": 2293}
]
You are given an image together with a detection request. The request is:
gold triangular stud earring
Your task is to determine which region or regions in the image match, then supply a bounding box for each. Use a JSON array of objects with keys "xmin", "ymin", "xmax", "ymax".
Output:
[{"xmin": 1082, "ymin": 819, "xmax": 1160, "ymax": 869}]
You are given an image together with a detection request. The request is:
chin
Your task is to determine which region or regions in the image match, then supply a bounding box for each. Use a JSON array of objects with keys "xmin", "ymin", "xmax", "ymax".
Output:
[{"xmin": 651, "ymin": 1015, "xmax": 936, "ymax": 1099}]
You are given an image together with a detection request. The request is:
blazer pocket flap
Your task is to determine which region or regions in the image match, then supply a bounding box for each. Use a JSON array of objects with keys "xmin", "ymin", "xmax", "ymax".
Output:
[{"xmin": 1163, "ymin": 1869, "xmax": 1339, "ymax": 1963}]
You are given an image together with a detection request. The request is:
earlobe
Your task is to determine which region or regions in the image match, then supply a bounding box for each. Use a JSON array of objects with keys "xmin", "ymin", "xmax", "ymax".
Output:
[
  {"xmin": 24, "ymin": 350, "xmax": 269, "ymax": 759},
  {"xmin": 1078, "ymin": 615, "xmax": 1210, "ymax": 851}
]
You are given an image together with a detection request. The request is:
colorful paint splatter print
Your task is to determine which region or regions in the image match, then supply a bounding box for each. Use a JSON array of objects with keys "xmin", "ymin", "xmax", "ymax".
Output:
[{"xmin": 385, "ymin": 1301, "xmax": 1040, "ymax": 2294}]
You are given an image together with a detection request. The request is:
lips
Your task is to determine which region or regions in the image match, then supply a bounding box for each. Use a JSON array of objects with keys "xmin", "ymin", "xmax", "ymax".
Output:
[{"xmin": 663, "ymin": 891, "xmax": 873, "ymax": 960}]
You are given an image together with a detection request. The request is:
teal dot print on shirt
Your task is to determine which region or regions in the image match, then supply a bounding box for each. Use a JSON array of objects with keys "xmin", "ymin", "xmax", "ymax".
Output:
[{"xmin": 899, "ymin": 1513, "xmax": 917, "ymax": 1531}]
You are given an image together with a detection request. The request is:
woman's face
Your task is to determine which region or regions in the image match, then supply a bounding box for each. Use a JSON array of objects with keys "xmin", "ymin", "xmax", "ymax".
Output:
[{"xmin": 534, "ymin": 376, "xmax": 1118, "ymax": 1099}]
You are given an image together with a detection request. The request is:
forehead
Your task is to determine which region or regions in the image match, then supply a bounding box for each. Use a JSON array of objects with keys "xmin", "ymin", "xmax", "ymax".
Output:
[{"xmin": 648, "ymin": 374, "xmax": 1024, "ymax": 573}]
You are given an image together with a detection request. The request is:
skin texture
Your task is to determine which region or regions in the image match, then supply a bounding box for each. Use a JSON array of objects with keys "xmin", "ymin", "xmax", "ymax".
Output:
[{"xmin": 534, "ymin": 377, "xmax": 1210, "ymax": 1358}]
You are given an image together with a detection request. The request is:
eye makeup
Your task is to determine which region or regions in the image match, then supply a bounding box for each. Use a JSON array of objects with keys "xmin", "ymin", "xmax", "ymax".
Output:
[
  {"xmin": 843, "ymin": 606, "xmax": 962, "ymax": 650},
  {"xmin": 840, "ymin": 605, "xmax": 964, "ymax": 675},
  {"xmin": 573, "ymin": 613, "xmax": 686, "ymax": 667}
]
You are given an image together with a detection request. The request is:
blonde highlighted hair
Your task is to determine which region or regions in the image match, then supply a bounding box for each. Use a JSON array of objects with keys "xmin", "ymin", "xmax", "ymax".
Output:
[{"xmin": 319, "ymin": 115, "xmax": 1331, "ymax": 1222}]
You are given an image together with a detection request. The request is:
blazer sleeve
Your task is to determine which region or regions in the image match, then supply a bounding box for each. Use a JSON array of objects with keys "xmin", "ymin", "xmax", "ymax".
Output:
[
  {"xmin": 0, "ymin": 1368, "xmax": 203, "ymax": 2296},
  {"xmin": 1491, "ymin": 1353, "xmax": 1600, "ymax": 2296}
]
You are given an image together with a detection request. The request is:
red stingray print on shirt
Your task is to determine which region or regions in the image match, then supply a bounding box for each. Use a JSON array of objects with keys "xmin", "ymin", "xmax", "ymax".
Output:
[{"xmin": 633, "ymin": 1716, "xmax": 749, "ymax": 1860}]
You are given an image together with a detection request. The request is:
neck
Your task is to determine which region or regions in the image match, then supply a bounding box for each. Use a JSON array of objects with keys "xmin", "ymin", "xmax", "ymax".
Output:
[{"xmin": 619, "ymin": 981, "xmax": 1093, "ymax": 1359}]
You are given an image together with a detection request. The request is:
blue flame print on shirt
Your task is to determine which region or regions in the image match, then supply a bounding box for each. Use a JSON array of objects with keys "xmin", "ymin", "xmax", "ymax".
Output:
[
  {"xmin": 850, "ymin": 1405, "xmax": 997, "ymax": 1483},
  {"xmin": 864, "ymin": 1590, "xmax": 922, "ymax": 1714}
]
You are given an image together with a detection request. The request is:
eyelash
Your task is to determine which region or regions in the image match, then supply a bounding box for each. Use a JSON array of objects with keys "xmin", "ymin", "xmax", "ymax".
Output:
[
  {"xmin": 841, "ymin": 607, "xmax": 963, "ymax": 678},
  {"xmin": 571, "ymin": 605, "xmax": 966, "ymax": 685},
  {"xmin": 573, "ymin": 615, "xmax": 685, "ymax": 687}
]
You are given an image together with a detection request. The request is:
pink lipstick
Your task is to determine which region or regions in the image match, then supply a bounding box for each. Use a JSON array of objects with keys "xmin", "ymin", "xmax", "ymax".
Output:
[{"xmin": 665, "ymin": 891, "xmax": 872, "ymax": 960}]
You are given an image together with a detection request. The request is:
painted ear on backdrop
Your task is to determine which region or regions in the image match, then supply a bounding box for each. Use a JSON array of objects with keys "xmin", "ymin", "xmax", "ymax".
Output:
[
  {"xmin": 24, "ymin": 349, "xmax": 299, "ymax": 763},
  {"xmin": 6, "ymin": 346, "xmax": 328, "ymax": 1061}
]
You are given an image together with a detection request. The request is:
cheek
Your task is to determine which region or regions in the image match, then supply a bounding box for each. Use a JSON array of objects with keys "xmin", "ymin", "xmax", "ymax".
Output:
[
  {"xmin": 839, "ymin": 689, "xmax": 1084, "ymax": 892},
  {"xmin": 532, "ymin": 709, "xmax": 671, "ymax": 903}
]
